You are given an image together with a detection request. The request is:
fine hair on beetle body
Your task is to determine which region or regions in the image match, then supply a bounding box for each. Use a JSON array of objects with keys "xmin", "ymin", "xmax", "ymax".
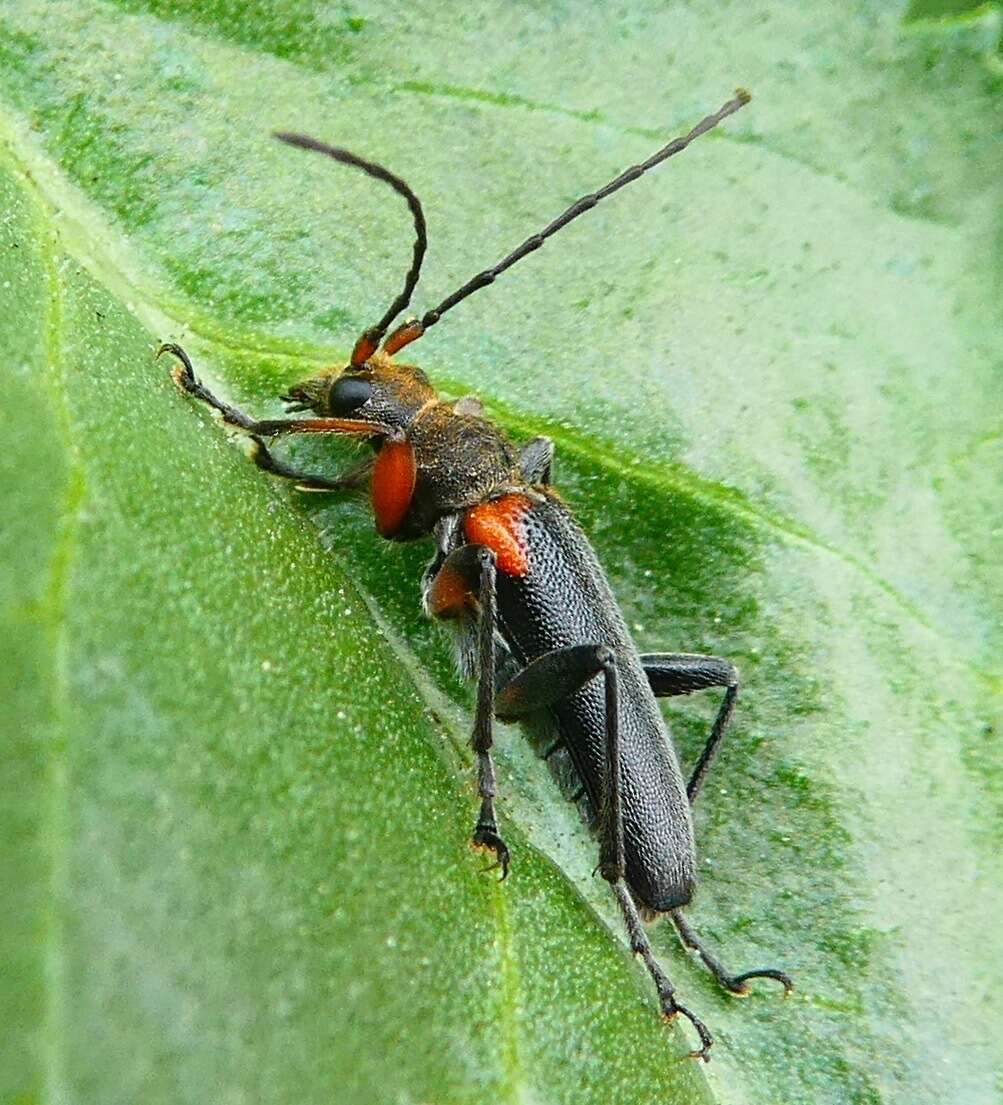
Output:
[{"xmin": 160, "ymin": 87, "xmax": 792, "ymax": 1062}]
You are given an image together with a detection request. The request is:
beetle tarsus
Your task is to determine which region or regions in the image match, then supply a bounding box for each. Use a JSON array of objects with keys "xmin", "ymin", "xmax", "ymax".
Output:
[
  {"xmin": 729, "ymin": 967, "xmax": 795, "ymax": 994},
  {"xmin": 670, "ymin": 910, "xmax": 793, "ymax": 998},
  {"xmin": 664, "ymin": 1001, "xmax": 714, "ymax": 1062},
  {"xmin": 609, "ymin": 881, "xmax": 717, "ymax": 1057},
  {"xmin": 159, "ymin": 342, "xmax": 198, "ymax": 389},
  {"xmin": 159, "ymin": 342, "xmax": 258, "ymax": 430},
  {"xmin": 472, "ymin": 822, "xmax": 511, "ymax": 880}
]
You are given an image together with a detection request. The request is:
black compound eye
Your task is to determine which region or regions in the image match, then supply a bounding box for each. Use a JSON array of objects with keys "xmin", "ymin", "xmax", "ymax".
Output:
[{"xmin": 328, "ymin": 375, "xmax": 372, "ymax": 414}]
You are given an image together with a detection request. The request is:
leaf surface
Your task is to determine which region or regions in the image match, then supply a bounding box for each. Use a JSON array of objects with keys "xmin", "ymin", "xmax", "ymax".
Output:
[{"xmin": 1, "ymin": 3, "xmax": 1001, "ymax": 1104}]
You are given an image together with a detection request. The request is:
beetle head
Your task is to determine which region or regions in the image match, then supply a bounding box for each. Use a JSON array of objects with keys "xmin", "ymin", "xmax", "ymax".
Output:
[{"xmin": 281, "ymin": 351, "xmax": 437, "ymax": 434}]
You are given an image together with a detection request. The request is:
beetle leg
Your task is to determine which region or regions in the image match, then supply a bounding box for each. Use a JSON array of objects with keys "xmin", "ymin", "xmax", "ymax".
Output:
[
  {"xmin": 670, "ymin": 910, "xmax": 793, "ymax": 997},
  {"xmin": 425, "ymin": 544, "xmax": 510, "ymax": 877},
  {"xmin": 595, "ymin": 651, "xmax": 715, "ymax": 1060},
  {"xmin": 249, "ymin": 438, "xmax": 374, "ymax": 492},
  {"xmin": 490, "ymin": 644, "xmax": 622, "ymax": 871},
  {"xmin": 612, "ymin": 884, "xmax": 714, "ymax": 1060},
  {"xmin": 493, "ymin": 645, "xmax": 608, "ymax": 824},
  {"xmin": 639, "ymin": 652, "xmax": 739, "ymax": 805},
  {"xmin": 493, "ymin": 643, "xmax": 614, "ymax": 721},
  {"xmin": 160, "ymin": 343, "xmax": 394, "ymax": 438},
  {"xmin": 643, "ymin": 655, "xmax": 793, "ymax": 1001},
  {"xmin": 496, "ymin": 644, "xmax": 715, "ymax": 1059},
  {"xmin": 468, "ymin": 546, "xmax": 510, "ymax": 877}
]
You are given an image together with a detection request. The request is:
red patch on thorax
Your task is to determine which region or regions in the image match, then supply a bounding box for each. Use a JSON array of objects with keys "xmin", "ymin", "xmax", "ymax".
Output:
[
  {"xmin": 372, "ymin": 439, "xmax": 417, "ymax": 537},
  {"xmin": 464, "ymin": 494, "xmax": 532, "ymax": 576}
]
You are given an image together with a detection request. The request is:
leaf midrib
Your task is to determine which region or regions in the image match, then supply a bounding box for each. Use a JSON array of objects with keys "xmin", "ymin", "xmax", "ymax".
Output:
[{"xmin": 35, "ymin": 174, "xmax": 83, "ymax": 1105}]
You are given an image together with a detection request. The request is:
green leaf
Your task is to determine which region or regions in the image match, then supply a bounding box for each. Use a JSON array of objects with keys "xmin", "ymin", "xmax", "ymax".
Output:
[
  {"xmin": 903, "ymin": 0, "xmax": 996, "ymax": 24},
  {"xmin": 1, "ymin": 4, "xmax": 1000, "ymax": 1104}
]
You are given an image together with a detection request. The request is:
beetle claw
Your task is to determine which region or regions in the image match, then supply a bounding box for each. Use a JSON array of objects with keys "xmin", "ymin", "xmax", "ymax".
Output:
[
  {"xmin": 728, "ymin": 968, "xmax": 794, "ymax": 995},
  {"xmin": 663, "ymin": 1000, "xmax": 714, "ymax": 1062},
  {"xmin": 157, "ymin": 342, "xmax": 199, "ymax": 392},
  {"xmin": 472, "ymin": 828, "xmax": 510, "ymax": 880}
]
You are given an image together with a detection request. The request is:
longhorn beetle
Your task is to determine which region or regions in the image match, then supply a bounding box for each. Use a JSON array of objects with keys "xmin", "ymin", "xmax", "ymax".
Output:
[{"xmin": 161, "ymin": 88, "xmax": 792, "ymax": 1060}]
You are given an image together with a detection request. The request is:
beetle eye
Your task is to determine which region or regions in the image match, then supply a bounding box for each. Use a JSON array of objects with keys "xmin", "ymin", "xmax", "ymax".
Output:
[{"xmin": 328, "ymin": 375, "xmax": 372, "ymax": 414}]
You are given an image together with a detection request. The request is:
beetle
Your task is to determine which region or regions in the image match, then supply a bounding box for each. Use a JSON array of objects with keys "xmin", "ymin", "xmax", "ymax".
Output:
[{"xmin": 160, "ymin": 88, "xmax": 792, "ymax": 1060}]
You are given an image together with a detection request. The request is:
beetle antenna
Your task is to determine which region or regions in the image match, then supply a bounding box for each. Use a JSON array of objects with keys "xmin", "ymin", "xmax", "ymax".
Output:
[
  {"xmin": 274, "ymin": 132, "xmax": 428, "ymax": 367},
  {"xmin": 382, "ymin": 89, "xmax": 750, "ymax": 356}
]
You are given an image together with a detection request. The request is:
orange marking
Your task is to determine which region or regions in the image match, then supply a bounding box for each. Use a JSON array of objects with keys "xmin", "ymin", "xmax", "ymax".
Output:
[
  {"xmin": 372, "ymin": 439, "xmax": 417, "ymax": 538},
  {"xmin": 428, "ymin": 564, "xmax": 473, "ymax": 619},
  {"xmin": 464, "ymin": 494, "xmax": 532, "ymax": 576},
  {"xmin": 383, "ymin": 320, "xmax": 425, "ymax": 355},
  {"xmin": 351, "ymin": 332, "xmax": 378, "ymax": 366},
  {"xmin": 282, "ymin": 416, "xmax": 391, "ymax": 436}
]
